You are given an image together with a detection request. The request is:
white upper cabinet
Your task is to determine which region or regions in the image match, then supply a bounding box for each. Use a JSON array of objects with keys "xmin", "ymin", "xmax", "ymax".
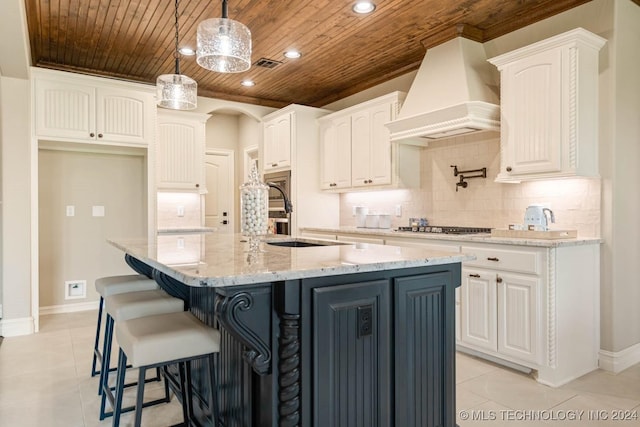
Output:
[
  {"xmin": 489, "ymin": 28, "xmax": 606, "ymax": 182},
  {"xmin": 34, "ymin": 69, "xmax": 155, "ymax": 146},
  {"xmin": 263, "ymin": 113, "xmax": 292, "ymax": 171},
  {"xmin": 157, "ymin": 110, "xmax": 210, "ymax": 191},
  {"xmin": 351, "ymin": 102, "xmax": 393, "ymax": 187},
  {"xmin": 319, "ymin": 115, "xmax": 352, "ymax": 189},
  {"xmin": 318, "ymin": 91, "xmax": 420, "ymax": 192}
]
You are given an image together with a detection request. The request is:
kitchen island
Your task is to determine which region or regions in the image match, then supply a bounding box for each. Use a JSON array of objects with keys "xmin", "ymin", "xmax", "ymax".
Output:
[{"xmin": 110, "ymin": 233, "xmax": 473, "ymax": 427}]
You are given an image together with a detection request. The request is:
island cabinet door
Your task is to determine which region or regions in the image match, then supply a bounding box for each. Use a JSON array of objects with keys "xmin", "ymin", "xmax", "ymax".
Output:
[
  {"xmin": 312, "ymin": 280, "xmax": 391, "ymax": 427},
  {"xmin": 394, "ymin": 272, "xmax": 457, "ymax": 427}
]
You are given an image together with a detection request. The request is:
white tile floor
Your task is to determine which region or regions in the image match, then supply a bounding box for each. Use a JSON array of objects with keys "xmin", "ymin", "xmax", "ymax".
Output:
[{"xmin": 1, "ymin": 311, "xmax": 639, "ymax": 426}]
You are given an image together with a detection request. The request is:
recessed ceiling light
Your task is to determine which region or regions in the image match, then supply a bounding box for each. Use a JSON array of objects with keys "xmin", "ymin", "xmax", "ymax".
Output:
[
  {"xmin": 241, "ymin": 79, "xmax": 255, "ymax": 87},
  {"xmin": 352, "ymin": 1, "xmax": 376, "ymax": 14},
  {"xmin": 284, "ymin": 50, "xmax": 301, "ymax": 59},
  {"xmin": 179, "ymin": 47, "xmax": 195, "ymax": 56}
]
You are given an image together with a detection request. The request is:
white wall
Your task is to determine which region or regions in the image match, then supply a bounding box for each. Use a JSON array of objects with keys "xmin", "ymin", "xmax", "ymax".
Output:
[
  {"xmin": 38, "ymin": 148, "xmax": 147, "ymax": 309},
  {"xmin": 0, "ymin": 76, "xmax": 32, "ymax": 335},
  {"xmin": 608, "ymin": 0, "xmax": 640, "ymax": 352},
  {"xmin": 204, "ymin": 112, "xmax": 265, "ymax": 233},
  {"xmin": 0, "ymin": 70, "xmax": 3, "ymax": 318}
]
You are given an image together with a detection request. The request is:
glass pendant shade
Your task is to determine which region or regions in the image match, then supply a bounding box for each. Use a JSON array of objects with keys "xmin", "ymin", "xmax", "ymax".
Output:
[
  {"xmin": 156, "ymin": 73, "xmax": 198, "ymax": 110},
  {"xmin": 196, "ymin": 18, "xmax": 251, "ymax": 73}
]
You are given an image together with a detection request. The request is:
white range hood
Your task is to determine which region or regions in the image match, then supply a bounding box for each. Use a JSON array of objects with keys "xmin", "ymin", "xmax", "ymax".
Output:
[{"xmin": 386, "ymin": 37, "xmax": 500, "ymax": 143}]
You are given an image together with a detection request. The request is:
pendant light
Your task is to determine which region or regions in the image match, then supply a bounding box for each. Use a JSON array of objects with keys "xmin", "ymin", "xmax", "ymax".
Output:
[
  {"xmin": 196, "ymin": 0, "xmax": 251, "ymax": 73},
  {"xmin": 157, "ymin": 0, "xmax": 197, "ymax": 110}
]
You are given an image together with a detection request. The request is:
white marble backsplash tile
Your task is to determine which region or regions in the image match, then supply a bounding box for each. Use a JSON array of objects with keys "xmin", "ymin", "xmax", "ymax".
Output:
[
  {"xmin": 341, "ymin": 134, "xmax": 601, "ymax": 237},
  {"xmin": 157, "ymin": 192, "xmax": 202, "ymax": 230}
]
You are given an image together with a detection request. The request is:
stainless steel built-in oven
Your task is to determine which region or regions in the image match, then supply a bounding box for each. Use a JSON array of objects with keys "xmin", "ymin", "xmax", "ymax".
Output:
[{"xmin": 263, "ymin": 170, "xmax": 291, "ymax": 235}]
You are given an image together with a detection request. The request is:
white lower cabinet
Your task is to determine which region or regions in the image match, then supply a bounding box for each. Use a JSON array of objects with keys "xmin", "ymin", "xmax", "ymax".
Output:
[
  {"xmin": 461, "ymin": 267, "xmax": 541, "ymax": 365},
  {"xmin": 459, "ymin": 242, "xmax": 600, "ymax": 387}
]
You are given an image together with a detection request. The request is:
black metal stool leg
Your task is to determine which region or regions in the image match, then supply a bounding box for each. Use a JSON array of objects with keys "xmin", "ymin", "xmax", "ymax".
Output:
[
  {"xmin": 178, "ymin": 362, "xmax": 190, "ymax": 426},
  {"xmin": 112, "ymin": 349, "xmax": 128, "ymax": 427},
  {"xmin": 134, "ymin": 367, "xmax": 147, "ymax": 427},
  {"xmin": 91, "ymin": 296, "xmax": 104, "ymax": 377},
  {"xmin": 98, "ymin": 314, "xmax": 114, "ymax": 395}
]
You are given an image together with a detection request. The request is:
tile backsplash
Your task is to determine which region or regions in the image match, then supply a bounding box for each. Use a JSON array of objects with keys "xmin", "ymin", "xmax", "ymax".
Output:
[
  {"xmin": 341, "ymin": 133, "xmax": 601, "ymax": 237},
  {"xmin": 157, "ymin": 192, "xmax": 202, "ymax": 229}
]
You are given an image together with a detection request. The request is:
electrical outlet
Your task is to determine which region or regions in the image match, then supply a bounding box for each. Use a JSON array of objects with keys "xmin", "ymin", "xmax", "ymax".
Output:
[
  {"xmin": 395, "ymin": 204, "xmax": 402, "ymax": 217},
  {"xmin": 66, "ymin": 205, "xmax": 75, "ymax": 217},
  {"xmin": 357, "ymin": 305, "xmax": 373, "ymax": 338},
  {"xmin": 177, "ymin": 206, "xmax": 185, "ymax": 217}
]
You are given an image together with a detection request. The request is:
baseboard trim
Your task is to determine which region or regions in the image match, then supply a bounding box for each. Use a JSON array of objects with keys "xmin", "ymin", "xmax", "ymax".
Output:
[
  {"xmin": 0, "ymin": 317, "xmax": 35, "ymax": 337},
  {"xmin": 40, "ymin": 301, "xmax": 99, "ymax": 316},
  {"xmin": 599, "ymin": 343, "xmax": 640, "ymax": 373}
]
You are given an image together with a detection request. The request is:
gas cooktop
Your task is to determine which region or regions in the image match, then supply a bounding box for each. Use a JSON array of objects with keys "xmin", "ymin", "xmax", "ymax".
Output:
[{"xmin": 397, "ymin": 226, "xmax": 492, "ymax": 235}]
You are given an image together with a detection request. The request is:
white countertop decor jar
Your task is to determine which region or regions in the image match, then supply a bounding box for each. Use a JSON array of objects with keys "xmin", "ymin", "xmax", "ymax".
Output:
[{"xmin": 240, "ymin": 165, "xmax": 269, "ymax": 250}]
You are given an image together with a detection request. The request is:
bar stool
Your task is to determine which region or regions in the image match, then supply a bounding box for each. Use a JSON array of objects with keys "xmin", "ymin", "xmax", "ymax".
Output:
[
  {"xmin": 91, "ymin": 275, "xmax": 159, "ymax": 378},
  {"xmin": 104, "ymin": 311, "xmax": 221, "ymax": 427},
  {"xmin": 98, "ymin": 288, "xmax": 186, "ymax": 411}
]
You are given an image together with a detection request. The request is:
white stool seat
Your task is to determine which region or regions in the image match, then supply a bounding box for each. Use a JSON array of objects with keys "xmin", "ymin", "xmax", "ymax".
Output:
[
  {"xmin": 98, "ymin": 289, "xmax": 186, "ymax": 410},
  {"xmin": 91, "ymin": 274, "xmax": 159, "ymax": 379},
  {"xmin": 105, "ymin": 289, "xmax": 185, "ymax": 322},
  {"xmin": 106, "ymin": 311, "xmax": 221, "ymax": 427},
  {"xmin": 95, "ymin": 274, "xmax": 158, "ymax": 297},
  {"xmin": 116, "ymin": 311, "xmax": 221, "ymax": 367}
]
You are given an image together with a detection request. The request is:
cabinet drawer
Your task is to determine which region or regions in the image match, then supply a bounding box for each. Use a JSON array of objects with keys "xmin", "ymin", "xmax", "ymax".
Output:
[{"xmin": 461, "ymin": 245, "xmax": 540, "ymax": 275}]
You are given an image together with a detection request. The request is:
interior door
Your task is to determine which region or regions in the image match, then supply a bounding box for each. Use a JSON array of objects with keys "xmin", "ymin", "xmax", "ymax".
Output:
[{"xmin": 204, "ymin": 152, "xmax": 233, "ymax": 232}]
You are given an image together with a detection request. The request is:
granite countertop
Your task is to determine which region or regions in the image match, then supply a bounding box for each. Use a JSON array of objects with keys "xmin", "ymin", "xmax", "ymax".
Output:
[
  {"xmin": 108, "ymin": 233, "xmax": 473, "ymax": 288},
  {"xmin": 301, "ymin": 226, "xmax": 603, "ymax": 248}
]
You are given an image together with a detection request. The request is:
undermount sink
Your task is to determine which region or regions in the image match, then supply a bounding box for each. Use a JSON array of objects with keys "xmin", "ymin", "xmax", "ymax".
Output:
[{"xmin": 265, "ymin": 239, "xmax": 344, "ymax": 248}]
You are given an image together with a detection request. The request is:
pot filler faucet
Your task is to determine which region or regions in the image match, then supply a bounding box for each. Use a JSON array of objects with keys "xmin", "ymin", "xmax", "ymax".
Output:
[{"xmin": 267, "ymin": 182, "xmax": 294, "ymax": 213}]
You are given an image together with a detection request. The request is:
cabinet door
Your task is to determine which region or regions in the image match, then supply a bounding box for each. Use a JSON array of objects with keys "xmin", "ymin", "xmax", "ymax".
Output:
[
  {"xmin": 351, "ymin": 109, "xmax": 372, "ymax": 187},
  {"xmin": 96, "ymin": 88, "xmax": 153, "ymax": 145},
  {"xmin": 351, "ymin": 104, "xmax": 392, "ymax": 188},
  {"xmin": 460, "ymin": 268, "xmax": 497, "ymax": 352},
  {"xmin": 157, "ymin": 119, "xmax": 204, "ymax": 190},
  {"xmin": 313, "ymin": 280, "xmax": 391, "ymax": 427},
  {"xmin": 320, "ymin": 117, "xmax": 352, "ymax": 190},
  {"xmin": 496, "ymin": 272, "xmax": 541, "ymax": 364},
  {"xmin": 394, "ymin": 272, "xmax": 456, "ymax": 427},
  {"xmin": 368, "ymin": 103, "xmax": 392, "ymax": 185},
  {"xmin": 35, "ymin": 79, "xmax": 96, "ymax": 140},
  {"xmin": 501, "ymin": 48, "xmax": 562, "ymax": 176},
  {"xmin": 264, "ymin": 113, "xmax": 292, "ymax": 171}
]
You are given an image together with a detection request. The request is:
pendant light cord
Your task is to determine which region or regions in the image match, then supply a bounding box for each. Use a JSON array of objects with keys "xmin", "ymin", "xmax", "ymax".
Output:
[
  {"xmin": 221, "ymin": 0, "xmax": 228, "ymax": 19},
  {"xmin": 173, "ymin": 0, "xmax": 181, "ymax": 74}
]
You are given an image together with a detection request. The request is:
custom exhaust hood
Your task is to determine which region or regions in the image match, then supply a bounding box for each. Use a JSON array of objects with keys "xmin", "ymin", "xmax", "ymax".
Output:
[{"xmin": 386, "ymin": 36, "xmax": 500, "ymax": 143}]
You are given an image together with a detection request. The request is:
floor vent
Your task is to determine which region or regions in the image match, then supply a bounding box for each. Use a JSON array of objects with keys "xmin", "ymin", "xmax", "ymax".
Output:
[{"xmin": 254, "ymin": 58, "xmax": 282, "ymax": 68}]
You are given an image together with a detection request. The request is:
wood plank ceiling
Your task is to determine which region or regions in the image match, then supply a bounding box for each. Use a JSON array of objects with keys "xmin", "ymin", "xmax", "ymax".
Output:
[{"xmin": 25, "ymin": 0, "xmax": 597, "ymax": 108}]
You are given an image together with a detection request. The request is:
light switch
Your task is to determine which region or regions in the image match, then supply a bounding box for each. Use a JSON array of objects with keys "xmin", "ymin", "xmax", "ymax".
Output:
[
  {"xmin": 92, "ymin": 205, "xmax": 105, "ymax": 217},
  {"xmin": 177, "ymin": 206, "xmax": 185, "ymax": 217},
  {"xmin": 66, "ymin": 205, "xmax": 75, "ymax": 217}
]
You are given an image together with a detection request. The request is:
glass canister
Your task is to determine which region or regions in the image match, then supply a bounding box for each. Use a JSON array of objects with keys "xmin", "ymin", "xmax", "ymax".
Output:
[{"xmin": 240, "ymin": 165, "xmax": 269, "ymax": 242}]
